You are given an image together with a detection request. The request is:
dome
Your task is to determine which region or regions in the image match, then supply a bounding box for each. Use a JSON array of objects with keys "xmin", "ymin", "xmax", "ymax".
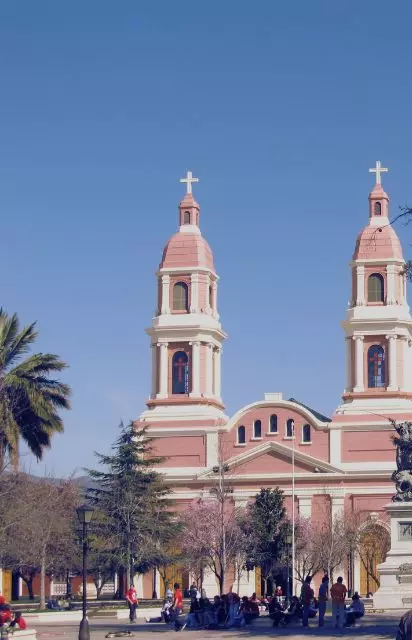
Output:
[
  {"xmin": 160, "ymin": 232, "xmax": 216, "ymax": 271},
  {"xmin": 353, "ymin": 224, "xmax": 403, "ymax": 261}
]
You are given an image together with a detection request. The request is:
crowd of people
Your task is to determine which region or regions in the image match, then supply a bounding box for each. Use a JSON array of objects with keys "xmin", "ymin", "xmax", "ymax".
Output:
[{"xmin": 137, "ymin": 576, "xmax": 366, "ymax": 631}]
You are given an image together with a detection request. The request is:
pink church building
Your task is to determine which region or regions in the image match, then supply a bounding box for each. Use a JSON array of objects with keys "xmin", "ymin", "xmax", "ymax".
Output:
[{"xmin": 137, "ymin": 165, "xmax": 412, "ymax": 598}]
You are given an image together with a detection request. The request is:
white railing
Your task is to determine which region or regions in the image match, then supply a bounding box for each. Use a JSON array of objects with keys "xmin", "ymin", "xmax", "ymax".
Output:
[{"xmin": 51, "ymin": 583, "xmax": 67, "ymax": 596}]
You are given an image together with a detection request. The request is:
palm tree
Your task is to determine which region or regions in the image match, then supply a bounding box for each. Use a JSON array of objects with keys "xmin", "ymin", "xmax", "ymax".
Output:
[{"xmin": 0, "ymin": 308, "xmax": 71, "ymax": 462}]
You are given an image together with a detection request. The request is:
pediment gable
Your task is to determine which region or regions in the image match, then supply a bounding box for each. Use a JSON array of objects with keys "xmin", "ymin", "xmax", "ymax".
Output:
[
  {"xmin": 232, "ymin": 450, "xmax": 315, "ymax": 475},
  {"xmin": 200, "ymin": 441, "xmax": 340, "ymax": 479}
]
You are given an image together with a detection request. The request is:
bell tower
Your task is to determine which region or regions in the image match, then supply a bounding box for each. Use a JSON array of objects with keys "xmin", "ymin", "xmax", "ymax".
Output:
[
  {"xmin": 142, "ymin": 171, "xmax": 227, "ymax": 422},
  {"xmin": 336, "ymin": 162, "xmax": 412, "ymax": 415}
]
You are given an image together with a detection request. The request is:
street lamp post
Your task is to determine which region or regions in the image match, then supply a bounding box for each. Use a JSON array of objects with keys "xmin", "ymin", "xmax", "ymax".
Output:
[
  {"xmin": 285, "ymin": 532, "xmax": 292, "ymax": 604},
  {"xmin": 76, "ymin": 505, "xmax": 94, "ymax": 640}
]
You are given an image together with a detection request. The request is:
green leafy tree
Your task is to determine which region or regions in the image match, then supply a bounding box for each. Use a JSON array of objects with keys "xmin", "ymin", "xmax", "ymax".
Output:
[
  {"xmin": 0, "ymin": 309, "xmax": 71, "ymax": 462},
  {"xmin": 246, "ymin": 488, "xmax": 287, "ymax": 595},
  {"xmin": 87, "ymin": 421, "xmax": 175, "ymax": 589}
]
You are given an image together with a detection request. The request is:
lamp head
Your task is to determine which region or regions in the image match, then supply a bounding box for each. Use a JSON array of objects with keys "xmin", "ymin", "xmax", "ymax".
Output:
[{"xmin": 76, "ymin": 504, "xmax": 94, "ymax": 525}]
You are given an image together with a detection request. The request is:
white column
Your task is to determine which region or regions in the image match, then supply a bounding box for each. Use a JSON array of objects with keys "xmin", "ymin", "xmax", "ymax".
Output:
[
  {"xmin": 205, "ymin": 343, "xmax": 213, "ymax": 396},
  {"xmin": 213, "ymin": 347, "xmax": 222, "ymax": 398},
  {"xmin": 151, "ymin": 344, "xmax": 157, "ymax": 398},
  {"xmin": 353, "ymin": 336, "xmax": 364, "ymax": 392},
  {"xmin": 206, "ymin": 431, "xmax": 219, "ymax": 467},
  {"xmin": 161, "ymin": 275, "xmax": 170, "ymax": 314},
  {"xmin": 345, "ymin": 337, "xmax": 352, "ymax": 392},
  {"xmin": 190, "ymin": 273, "xmax": 199, "ymax": 313},
  {"xmin": 331, "ymin": 495, "xmax": 345, "ymax": 521},
  {"xmin": 297, "ymin": 495, "xmax": 312, "ymax": 519},
  {"xmin": 329, "ymin": 429, "xmax": 342, "ymax": 466},
  {"xmin": 158, "ymin": 342, "xmax": 169, "ymax": 397},
  {"xmin": 356, "ymin": 266, "xmax": 365, "ymax": 306},
  {"xmin": 190, "ymin": 341, "xmax": 200, "ymax": 396},
  {"xmin": 205, "ymin": 273, "xmax": 212, "ymax": 314},
  {"xmin": 386, "ymin": 334, "xmax": 398, "ymax": 390},
  {"xmin": 401, "ymin": 336, "xmax": 409, "ymax": 391},
  {"xmin": 211, "ymin": 280, "xmax": 218, "ymax": 318},
  {"xmin": 386, "ymin": 264, "xmax": 396, "ymax": 305}
]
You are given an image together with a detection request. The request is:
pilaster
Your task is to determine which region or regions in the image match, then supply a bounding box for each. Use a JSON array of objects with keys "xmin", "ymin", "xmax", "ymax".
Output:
[
  {"xmin": 345, "ymin": 337, "xmax": 352, "ymax": 392},
  {"xmin": 157, "ymin": 343, "xmax": 169, "ymax": 398},
  {"xmin": 356, "ymin": 266, "xmax": 365, "ymax": 306},
  {"xmin": 190, "ymin": 273, "xmax": 199, "ymax": 313},
  {"xmin": 189, "ymin": 341, "xmax": 201, "ymax": 397},
  {"xmin": 205, "ymin": 343, "xmax": 214, "ymax": 396},
  {"xmin": 161, "ymin": 275, "xmax": 170, "ymax": 314},
  {"xmin": 401, "ymin": 336, "xmax": 409, "ymax": 391},
  {"xmin": 213, "ymin": 347, "xmax": 222, "ymax": 398},
  {"xmin": 386, "ymin": 334, "xmax": 398, "ymax": 391},
  {"xmin": 353, "ymin": 335, "xmax": 364, "ymax": 392},
  {"xmin": 331, "ymin": 495, "xmax": 345, "ymax": 521},
  {"xmin": 386, "ymin": 264, "xmax": 396, "ymax": 305},
  {"xmin": 211, "ymin": 281, "xmax": 218, "ymax": 318},
  {"xmin": 297, "ymin": 495, "xmax": 312, "ymax": 519},
  {"xmin": 151, "ymin": 344, "xmax": 157, "ymax": 398}
]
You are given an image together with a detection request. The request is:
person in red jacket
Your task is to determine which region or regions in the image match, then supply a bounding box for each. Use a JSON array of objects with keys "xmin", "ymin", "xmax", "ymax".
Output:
[
  {"xmin": 126, "ymin": 585, "xmax": 138, "ymax": 623},
  {"xmin": 10, "ymin": 612, "xmax": 26, "ymax": 630}
]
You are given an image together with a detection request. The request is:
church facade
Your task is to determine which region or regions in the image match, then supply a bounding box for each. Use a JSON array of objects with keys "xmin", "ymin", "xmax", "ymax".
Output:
[{"xmin": 137, "ymin": 165, "xmax": 412, "ymax": 598}]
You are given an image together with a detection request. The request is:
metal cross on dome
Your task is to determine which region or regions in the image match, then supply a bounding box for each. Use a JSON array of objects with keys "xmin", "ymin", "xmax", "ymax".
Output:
[
  {"xmin": 180, "ymin": 170, "xmax": 199, "ymax": 195},
  {"xmin": 369, "ymin": 160, "xmax": 388, "ymax": 185}
]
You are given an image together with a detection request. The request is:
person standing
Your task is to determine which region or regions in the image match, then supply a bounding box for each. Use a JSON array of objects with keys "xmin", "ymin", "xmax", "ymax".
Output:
[
  {"xmin": 126, "ymin": 584, "xmax": 138, "ymax": 623},
  {"xmin": 189, "ymin": 582, "xmax": 198, "ymax": 599},
  {"xmin": 172, "ymin": 582, "xmax": 184, "ymax": 630},
  {"xmin": 300, "ymin": 575, "xmax": 314, "ymax": 628},
  {"xmin": 318, "ymin": 575, "xmax": 329, "ymax": 627},
  {"xmin": 330, "ymin": 576, "xmax": 347, "ymax": 629}
]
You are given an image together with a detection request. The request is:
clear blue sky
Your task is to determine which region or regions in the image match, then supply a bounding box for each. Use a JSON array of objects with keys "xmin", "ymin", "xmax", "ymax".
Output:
[{"xmin": 1, "ymin": 1, "xmax": 412, "ymax": 476}]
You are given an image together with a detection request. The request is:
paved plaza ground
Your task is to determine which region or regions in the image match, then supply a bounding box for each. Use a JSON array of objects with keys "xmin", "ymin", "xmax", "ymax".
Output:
[{"xmin": 32, "ymin": 611, "xmax": 401, "ymax": 640}]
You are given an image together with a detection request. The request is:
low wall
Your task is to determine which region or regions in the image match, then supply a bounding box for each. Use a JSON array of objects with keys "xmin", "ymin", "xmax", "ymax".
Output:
[
  {"xmin": 25, "ymin": 608, "xmax": 162, "ymax": 623},
  {"xmin": 9, "ymin": 631, "xmax": 36, "ymax": 640}
]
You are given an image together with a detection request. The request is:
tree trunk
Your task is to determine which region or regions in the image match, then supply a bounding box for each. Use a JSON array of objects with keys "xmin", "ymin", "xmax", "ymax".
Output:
[
  {"xmin": 218, "ymin": 573, "xmax": 224, "ymax": 596},
  {"xmin": 21, "ymin": 573, "xmax": 35, "ymax": 601},
  {"xmin": 40, "ymin": 552, "xmax": 46, "ymax": 609},
  {"xmin": 118, "ymin": 566, "xmax": 125, "ymax": 599},
  {"xmin": 127, "ymin": 540, "xmax": 132, "ymax": 587}
]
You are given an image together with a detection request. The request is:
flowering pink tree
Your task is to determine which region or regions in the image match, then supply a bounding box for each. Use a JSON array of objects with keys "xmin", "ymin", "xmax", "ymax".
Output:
[
  {"xmin": 181, "ymin": 500, "xmax": 247, "ymax": 595},
  {"xmin": 294, "ymin": 516, "xmax": 322, "ymax": 584}
]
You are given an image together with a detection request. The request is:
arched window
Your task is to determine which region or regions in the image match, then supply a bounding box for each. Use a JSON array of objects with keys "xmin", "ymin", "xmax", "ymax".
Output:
[
  {"xmin": 374, "ymin": 201, "xmax": 382, "ymax": 216},
  {"xmin": 368, "ymin": 345, "xmax": 385, "ymax": 388},
  {"xmin": 302, "ymin": 424, "xmax": 311, "ymax": 443},
  {"xmin": 209, "ymin": 285, "xmax": 213, "ymax": 309},
  {"xmin": 172, "ymin": 351, "xmax": 189, "ymax": 394},
  {"xmin": 286, "ymin": 418, "xmax": 295, "ymax": 438},
  {"xmin": 368, "ymin": 273, "xmax": 384, "ymax": 303},
  {"xmin": 237, "ymin": 425, "xmax": 246, "ymax": 444},
  {"xmin": 183, "ymin": 211, "xmax": 190, "ymax": 224},
  {"xmin": 253, "ymin": 420, "xmax": 262, "ymax": 438},
  {"xmin": 270, "ymin": 414, "xmax": 278, "ymax": 433},
  {"xmin": 173, "ymin": 282, "xmax": 188, "ymax": 311}
]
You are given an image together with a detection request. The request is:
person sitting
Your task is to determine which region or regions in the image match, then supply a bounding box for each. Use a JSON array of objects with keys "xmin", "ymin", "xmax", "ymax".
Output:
[
  {"xmin": 238, "ymin": 596, "xmax": 259, "ymax": 625},
  {"xmin": 270, "ymin": 599, "xmax": 285, "ymax": 627},
  {"xmin": 47, "ymin": 598, "xmax": 62, "ymax": 611},
  {"xmin": 284, "ymin": 596, "xmax": 302, "ymax": 624},
  {"xmin": 183, "ymin": 596, "xmax": 200, "ymax": 628},
  {"xmin": 9, "ymin": 612, "xmax": 27, "ymax": 630},
  {"xmin": 145, "ymin": 597, "xmax": 173, "ymax": 624},
  {"xmin": 345, "ymin": 592, "xmax": 365, "ymax": 626},
  {"xmin": 211, "ymin": 596, "xmax": 225, "ymax": 625},
  {"xmin": 260, "ymin": 593, "xmax": 269, "ymax": 610}
]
